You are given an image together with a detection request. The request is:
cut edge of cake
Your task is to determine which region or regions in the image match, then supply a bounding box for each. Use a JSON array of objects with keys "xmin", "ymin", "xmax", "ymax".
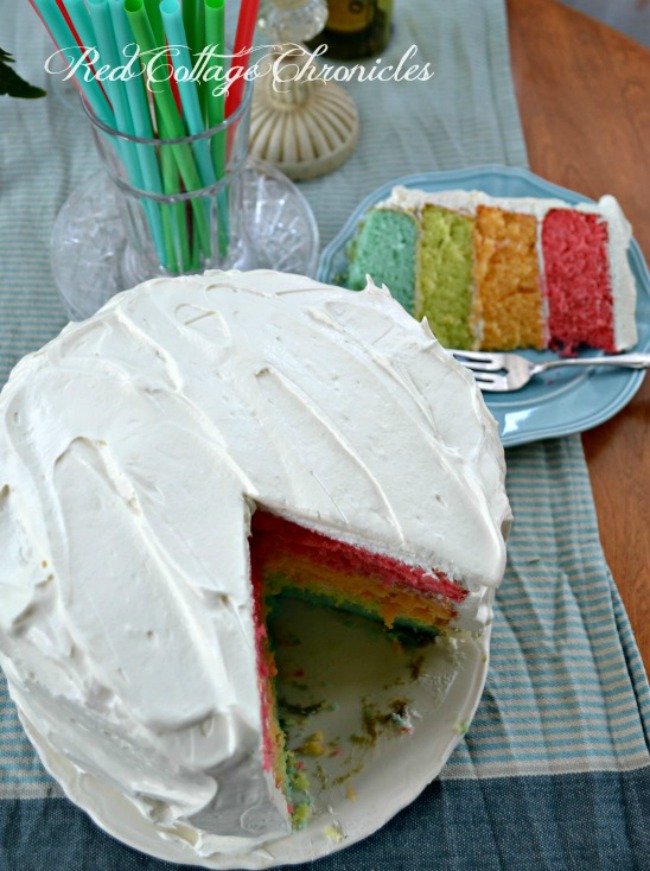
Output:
[{"xmin": 246, "ymin": 500, "xmax": 497, "ymax": 833}]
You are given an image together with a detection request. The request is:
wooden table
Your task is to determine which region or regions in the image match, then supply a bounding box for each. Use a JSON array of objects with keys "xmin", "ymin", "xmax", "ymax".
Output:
[{"xmin": 507, "ymin": 0, "xmax": 650, "ymax": 671}]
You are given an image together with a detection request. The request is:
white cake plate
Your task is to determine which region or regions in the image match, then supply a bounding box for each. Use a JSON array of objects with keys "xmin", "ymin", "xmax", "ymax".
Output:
[
  {"xmin": 19, "ymin": 598, "xmax": 492, "ymax": 868},
  {"xmin": 51, "ymin": 159, "xmax": 320, "ymax": 321}
]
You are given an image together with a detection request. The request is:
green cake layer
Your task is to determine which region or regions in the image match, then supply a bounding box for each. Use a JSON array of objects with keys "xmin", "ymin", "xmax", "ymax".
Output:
[
  {"xmin": 415, "ymin": 205, "xmax": 475, "ymax": 350},
  {"xmin": 346, "ymin": 208, "xmax": 418, "ymax": 311}
]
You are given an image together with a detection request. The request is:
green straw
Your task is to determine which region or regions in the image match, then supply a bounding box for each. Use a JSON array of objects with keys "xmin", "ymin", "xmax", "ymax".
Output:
[
  {"xmin": 160, "ymin": 0, "xmax": 214, "ymax": 269},
  {"xmin": 161, "ymin": 141, "xmax": 191, "ymax": 272},
  {"xmin": 193, "ymin": 0, "xmax": 206, "ymax": 111},
  {"xmin": 160, "ymin": 0, "xmax": 218, "ymax": 266},
  {"xmin": 87, "ymin": 0, "xmax": 167, "ymax": 267},
  {"xmin": 125, "ymin": 0, "xmax": 211, "ymax": 259},
  {"xmin": 204, "ymin": 0, "xmax": 226, "ymax": 154},
  {"xmin": 160, "ymin": 0, "xmax": 215, "ymax": 187},
  {"xmin": 204, "ymin": 0, "xmax": 228, "ymax": 257},
  {"xmin": 182, "ymin": 0, "xmax": 196, "ymax": 62},
  {"xmin": 144, "ymin": 0, "xmax": 165, "ymax": 50}
]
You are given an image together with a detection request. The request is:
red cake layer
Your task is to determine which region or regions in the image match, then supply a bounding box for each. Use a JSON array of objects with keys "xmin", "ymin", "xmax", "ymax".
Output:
[
  {"xmin": 251, "ymin": 510, "xmax": 468, "ymax": 605},
  {"xmin": 249, "ymin": 545, "xmax": 278, "ymax": 776},
  {"xmin": 542, "ymin": 209, "xmax": 616, "ymax": 353}
]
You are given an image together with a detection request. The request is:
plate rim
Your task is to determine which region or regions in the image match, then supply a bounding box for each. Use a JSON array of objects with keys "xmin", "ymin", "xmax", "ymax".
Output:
[
  {"xmin": 15, "ymin": 608, "xmax": 493, "ymax": 869},
  {"xmin": 317, "ymin": 164, "xmax": 650, "ymax": 448}
]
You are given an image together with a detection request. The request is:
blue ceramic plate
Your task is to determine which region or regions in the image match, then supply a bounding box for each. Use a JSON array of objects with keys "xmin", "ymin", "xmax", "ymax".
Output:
[{"xmin": 318, "ymin": 165, "xmax": 650, "ymax": 448}]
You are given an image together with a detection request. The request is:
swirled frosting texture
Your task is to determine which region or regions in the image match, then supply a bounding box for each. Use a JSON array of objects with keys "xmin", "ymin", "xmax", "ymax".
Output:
[{"xmin": 0, "ymin": 270, "xmax": 510, "ymax": 855}]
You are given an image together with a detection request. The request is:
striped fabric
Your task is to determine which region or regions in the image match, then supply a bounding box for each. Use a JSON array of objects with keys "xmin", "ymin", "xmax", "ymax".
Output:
[
  {"xmin": 447, "ymin": 439, "xmax": 650, "ymax": 779},
  {"xmin": 1, "ymin": 0, "xmax": 649, "ymax": 860}
]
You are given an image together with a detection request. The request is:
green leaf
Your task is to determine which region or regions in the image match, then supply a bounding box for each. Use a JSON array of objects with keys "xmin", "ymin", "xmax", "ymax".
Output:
[{"xmin": 0, "ymin": 47, "xmax": 46, "ymax": 99}]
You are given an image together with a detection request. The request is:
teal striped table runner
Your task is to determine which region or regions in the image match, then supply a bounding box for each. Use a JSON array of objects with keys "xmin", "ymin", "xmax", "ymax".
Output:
[{"xmin": 1, "ymin": 0, "xmax": 649, "ymax": 867}]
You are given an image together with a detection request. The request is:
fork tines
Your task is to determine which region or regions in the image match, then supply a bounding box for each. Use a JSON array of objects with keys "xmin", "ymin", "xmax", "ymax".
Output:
[{"xmin": 448, "ymin": 349, "xmax": 507, "ymax": 372}]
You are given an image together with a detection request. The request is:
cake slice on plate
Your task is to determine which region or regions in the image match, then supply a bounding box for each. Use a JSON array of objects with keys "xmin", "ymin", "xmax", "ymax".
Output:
[{"xmin": 345, "ymin": 187, "xmax": 637, "ymax": 354}]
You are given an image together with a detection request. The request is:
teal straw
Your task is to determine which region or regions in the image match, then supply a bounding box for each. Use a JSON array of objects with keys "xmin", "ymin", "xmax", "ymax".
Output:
[
  {"xmin": 34, "ymin": 0, "xmax": 115, "ymax": 126},
  {"xmin": 160, "ymin": 0, "xmax": 215, "ymax": 187},
  {"xmin": 193, "ymin": 0, "xmax": 207, "ymax": 113},
  {"xmin": 67, "ymin": 0, "xmax": 96, "ymax": 49},
  {"xmin": 125, "ymin": 0, "xmax": 212, "ymax": 258},
  {"xmin": 161, "ymin": 0, "xmax": 218, "ymax": 264},
  {"xmin": 108, "ymin": 0, "xmax": 177, "ymax": 270},
  {"xmin": 87, "ymin": 0, "xmax": 167, "ymax": 267},
  {"xmin": 160, "ymin": 0, "xmax": 223, "ymax": 259}
]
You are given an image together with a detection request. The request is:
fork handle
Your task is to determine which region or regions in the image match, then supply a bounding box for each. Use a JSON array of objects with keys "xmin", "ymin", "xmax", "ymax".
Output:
[{"xmin": 536, "ymin": 353, "xmax": 650, "ymax": 372}]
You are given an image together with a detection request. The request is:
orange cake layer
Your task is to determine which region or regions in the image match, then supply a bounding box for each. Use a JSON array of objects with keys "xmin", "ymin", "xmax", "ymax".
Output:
[
  {"xmin": 251, "ymin": 510, "xmax": 465, "ymax": 633},
  {"xmin": 473, "ymin": 206, "xmax": 544, "ymax": 350}
]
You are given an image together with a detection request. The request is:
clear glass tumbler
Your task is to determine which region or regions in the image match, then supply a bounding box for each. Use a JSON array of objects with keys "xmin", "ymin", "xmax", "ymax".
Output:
[{"xmin": 82, "ymin": 81, "xmax": 253, "ymax": 279}]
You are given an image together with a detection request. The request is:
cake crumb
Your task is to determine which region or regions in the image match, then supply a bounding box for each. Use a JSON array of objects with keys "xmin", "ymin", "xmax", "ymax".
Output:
[
  {"xmin": 324, "ymin": 821, "xmax": 345, "ymax": 843},
  {"xmin": 291, "ymin": 801, "xmax": 312, "ymax": 830},
  {"xmin": 345, "ymin": 786, "xmax": 357, "ymax": 802},
  {"xmin": 350, "ymin": 698, "xmax": 414, "ymax": 746},
  {"xmin": 296, "ymin": 731, "xmax": 326, "ymax": 756}
]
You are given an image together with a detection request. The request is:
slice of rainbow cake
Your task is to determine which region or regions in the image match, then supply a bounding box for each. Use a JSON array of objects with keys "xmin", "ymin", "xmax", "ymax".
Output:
[{"xmin": 344, "ymin": 187, "xmax": 637, "ymax": 354}]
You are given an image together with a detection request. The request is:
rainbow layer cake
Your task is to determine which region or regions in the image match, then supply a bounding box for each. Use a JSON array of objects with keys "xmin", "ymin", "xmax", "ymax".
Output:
[
  {"xmin": 345, "ymin": 187, "xmax": 637, "ymax": 353},
  {"xmin": 0, "ymin": 270, "xmax": 511, "ymax": 858}
]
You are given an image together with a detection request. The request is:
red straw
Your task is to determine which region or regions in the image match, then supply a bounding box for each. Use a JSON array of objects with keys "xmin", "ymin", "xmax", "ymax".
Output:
[{"xmin": 224, "ymin": 0, "xmax": 259, "ymax": 118}]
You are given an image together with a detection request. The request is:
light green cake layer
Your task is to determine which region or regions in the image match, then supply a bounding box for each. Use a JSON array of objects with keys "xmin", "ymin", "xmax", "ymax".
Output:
[
  {"xmin": 346, "ymin": 208, "xmax": 418, "ymax": 311},
  {"xmin": 416, "ymin": 206, "xmax": 475, "ymax": 350}
]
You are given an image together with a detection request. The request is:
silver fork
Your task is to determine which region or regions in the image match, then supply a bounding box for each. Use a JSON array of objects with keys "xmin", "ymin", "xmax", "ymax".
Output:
[{"xmin": 450, "ymin": 349, "xmax": 650, "ymax": 392}]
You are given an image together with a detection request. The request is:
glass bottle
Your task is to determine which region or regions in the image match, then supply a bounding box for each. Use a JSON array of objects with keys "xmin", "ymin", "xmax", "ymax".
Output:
[{"xmin": 307, "ymin": 0, "xmax": 394, "ymax": 60}]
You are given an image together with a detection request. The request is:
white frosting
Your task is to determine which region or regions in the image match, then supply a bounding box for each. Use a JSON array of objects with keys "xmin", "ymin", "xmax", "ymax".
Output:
[
  {"xmin": 0, "ymin": 270, "xmax": 510, "ymax": 855},
  {"xmin": 380, "ymin": 187, "xmax": 638, "ymax": 351},
  {"xmin": 594, "ymin": 195, "xmax": 637, "ymax": 350}
]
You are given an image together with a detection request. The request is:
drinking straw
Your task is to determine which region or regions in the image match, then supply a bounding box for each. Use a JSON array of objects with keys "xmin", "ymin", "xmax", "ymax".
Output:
[
  {"xmin": 158, "ymin": 0, "xmax": 215, "ymax": 266},
  {"xmin": 192, "ymin": 0, "xmax": 206, "ymax": 110},
  {"xmin": 204, "ymin": 0, "xmax": 228, "ymax": 256},
  {"xmin": 224, "ymin": 0, "xmax": 259, "ymax": 119},
  {"xmin": 182, "ymin": 0, "xmax": 196, "ymax": 61},
  {"xmin": 109, "ymin": 0, "xmax": 177, "ymax": 271},
  {"xmin": 144, "ymin": 0, "xmax": 165, "ymax": 50},
  {"xmin": 144, "ymin": 0, "xmax": 184, "ymax": 117},
  {"xmin": 204, "ymin": 0, "xmax": 225, "ymax": 146},
  {"xmin": 30, "ymin": 0, "xmax": 170, "ymax": 266},
  {"xmin": 160, "ymin": 141, "xmax": 190, "ymax": 272},
  {"xmin": 66, "ymin": 0, "xmax": 95, "ymax": 50},
  {"xmin": 134, "ymin": 0, "xmax": 201, "ymax": 274},
  {"xmin": 31, "ymin": 0, "xmax": 115, "ymax": 126},
  {"xmin": 87, "ymin": 0, "xmax": 167, "ymax": 268},
  {"xmin": 55, "ymin": 0, "xmax": 112, "ymax": 105},
  {"xmin": 160, "ymin": 0, "xmax": 215, "ymax": 187},
  {"xmin": 125, "ymin": 0, "xmax": 211, "ymax": 258}
]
